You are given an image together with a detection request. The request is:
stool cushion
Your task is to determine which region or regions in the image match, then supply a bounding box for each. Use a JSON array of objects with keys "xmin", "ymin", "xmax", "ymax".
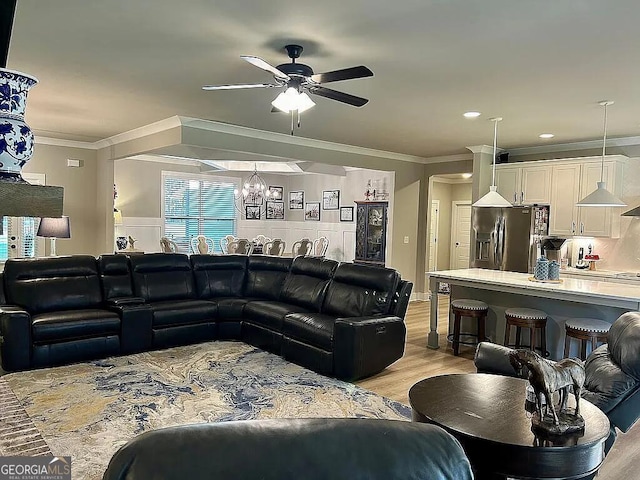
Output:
[
  {"xmin": 505, "ymin": 308, "xmax": 547, "ymax": 320},
  {"xmin": 566, "ymin": 318, "xmax": 611, "ymax": 334},
  {"xmin": 451, "ymin": 299, "xmax": 488, "ymax": 311}
]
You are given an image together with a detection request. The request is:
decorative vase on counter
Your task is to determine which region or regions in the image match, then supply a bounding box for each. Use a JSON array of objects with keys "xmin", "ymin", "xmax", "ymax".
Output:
[
  {"xmin": 548, "ymin": 261, "xmax": 560, "ymax": 281},
  {"xmin": 0, "ymin": 68, "xmax": 39, "ymax": 183},
  {"xmin": 534, "ymin": 256, "xmax": 549, "ymax": 281},
  {"xmin": 116, "ymin": 236, "xmax": 128, "ymax": 251}
]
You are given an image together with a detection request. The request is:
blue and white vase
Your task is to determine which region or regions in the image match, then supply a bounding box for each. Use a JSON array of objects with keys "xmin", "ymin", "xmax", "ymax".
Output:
[
  {"xmin": 534, "ymin": 256, "xmax": 549, "ymax": 280},
  {"xmin": 0, "ymin": 68, "xmax": 38, "ymax": 183},
  {"xmin": 548, "ymin": 260, "xmax": 560, "ymax": 281}
]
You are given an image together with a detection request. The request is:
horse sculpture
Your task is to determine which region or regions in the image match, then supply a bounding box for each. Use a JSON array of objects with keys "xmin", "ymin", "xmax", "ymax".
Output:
[{"xmin": 509, "ymin": 349, "xmax": 585, "ymax": 427}]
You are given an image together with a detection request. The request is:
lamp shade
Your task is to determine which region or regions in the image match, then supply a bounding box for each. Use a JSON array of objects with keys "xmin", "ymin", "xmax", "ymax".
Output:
[
  {"xmin": 576, "ymin": 182, "xmax": 626, "ymax": 207},
  {"xmin": 472, "ymin": 186, "xmax": 514, "ymax": 208},
  {"xmin": 271, "ymin": 88, "xmax": 315, "ymax": 113},
  {"xmin": 37, "ymin": 216, "xmax": 71, "ymax": 238}
]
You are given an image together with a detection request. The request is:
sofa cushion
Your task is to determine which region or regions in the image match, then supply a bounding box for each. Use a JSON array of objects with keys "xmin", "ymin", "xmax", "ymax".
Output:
[
  {"xmin": 280, "ymin": 257, "xmax": 338, "ymax": 311},
  {"xmin": 245, "ymin": 256, "xmax": 292, "ymax": 300},
  {"xmin": 607, "ymin": 311, "xmax": 640, "ymax": 380},
  {"xmin": 214, "ymin": 297, "xmax": 252, "ymax": 319},
  {"xmin": 129, "ymin": 254, "xmax": 196, "ymax": 302},
  {"xmin": 98, "ymin": 254, "xmax": 135, "ymax": 300},
  {"xmin": 244, "ymin": 301, "xmax": 310, "ymax": 330},
  {"xmin": 32, "ymin": 309, "xmax": 121, "ymax": 343},
  {"xmin": 4, "ymin": 256, "xmax": 103, "ymax": 314},
  {"xmin": 283, "ymin": 312, "xmax": 335, "ymax": 350},
  {"xmin": 151, "ymin": 300, "xmax": 217, "ymax": 328},
  {"xmin": 190, "ymin": 255, "xmax": 248, "ymax": 299},
  {"xmin": 322, "ymin": 263, "xmax": 399, "ymax": 317}
]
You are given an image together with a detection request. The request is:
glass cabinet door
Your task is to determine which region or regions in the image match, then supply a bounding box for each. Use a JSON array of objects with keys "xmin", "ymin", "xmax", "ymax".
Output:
[{"xmin": 365, "ymin": 205, "xmax": 385, "ymax": 262}]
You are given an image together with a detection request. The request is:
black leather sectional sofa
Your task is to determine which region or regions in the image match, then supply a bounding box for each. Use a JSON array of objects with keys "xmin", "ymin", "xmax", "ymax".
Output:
[{"xmin": 0, "ymin": 253, "xmax": 412, "ymax": 380}]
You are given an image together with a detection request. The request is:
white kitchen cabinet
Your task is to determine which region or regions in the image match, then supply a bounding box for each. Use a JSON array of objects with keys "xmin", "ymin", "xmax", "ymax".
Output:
[
  {"xmin": 549, "ymin": 158, "xmax": 624, "ymax": 238},
  {"xmin": 496, "ymin": 164, "xmax": 551, "ymax": 205}
]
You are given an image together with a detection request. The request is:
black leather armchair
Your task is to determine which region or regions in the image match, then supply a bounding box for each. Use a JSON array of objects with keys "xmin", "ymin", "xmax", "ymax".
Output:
[
  {"xmin": 474, "ymin": 311, "xmax": 640, "ymax": 453},
  {"xmin": 102, "ymin": 418, "xmax": 473, "ymax": 480}
]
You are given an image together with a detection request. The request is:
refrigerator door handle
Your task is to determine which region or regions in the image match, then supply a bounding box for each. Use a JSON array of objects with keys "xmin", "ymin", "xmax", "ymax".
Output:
[{"xmin": 499, "ymin": 216, "xmax": 507, "ymax": 266}]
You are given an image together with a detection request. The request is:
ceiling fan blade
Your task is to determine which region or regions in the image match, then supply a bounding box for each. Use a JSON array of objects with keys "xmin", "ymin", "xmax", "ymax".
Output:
[
  {"xmin": 308, "ymin": 86, "xmax": 369, "ymax": 107},
  {"xmin": 241, "ymin": 55, "xmax": 290, "ymax": 81},
  {"xmin": 202, "ymin": 83, "xmax": 277, "ymax": 91},
  {"xmin": 310, "ymin": 66, "xmax": 373, "ymax": 84}
]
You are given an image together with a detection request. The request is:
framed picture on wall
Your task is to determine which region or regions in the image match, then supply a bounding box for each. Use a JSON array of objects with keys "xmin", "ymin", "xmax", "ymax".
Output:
[
  {"xmin": 304, "ymin": 202, "xmax": 321, "ymax": 221},
  {"xmin": 246, "ymin": 205, "xmax": 261, "ymax": 220},
  {"xmin": 340, "ymin": 206, "xmax": 354, "ymax": 222},
  {"xmin": 322, "ymin": 189, "xmax": 340, "ymax": 210},
  {"xmin": 289, "ymin": 191, "xmax": 304, "ymax": 209},
  {"xmin": 266, "ymin": 201, "xmax": 285, "ymax": 220},
  {"xmin": 269, "ymin": 186, "xmax": 284, "ymax": 201}
]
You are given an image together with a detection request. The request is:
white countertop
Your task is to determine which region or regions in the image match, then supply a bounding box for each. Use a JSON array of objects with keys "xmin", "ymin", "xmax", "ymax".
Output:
[{"xmin": 427, "ymin": 268, "xmax": 640, "ymax": 309}]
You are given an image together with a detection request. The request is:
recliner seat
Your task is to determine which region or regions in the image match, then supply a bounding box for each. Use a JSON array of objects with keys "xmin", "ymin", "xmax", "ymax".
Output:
[{"xmin": 0, "ymin": 253, "xmax": 413, "ymax": 380}]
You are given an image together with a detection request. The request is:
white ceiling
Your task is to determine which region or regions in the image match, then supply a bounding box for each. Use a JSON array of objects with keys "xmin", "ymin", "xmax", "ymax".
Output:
[{"xmin": 8, "ymin": 0, "xmax": 640, "ymax": 158}]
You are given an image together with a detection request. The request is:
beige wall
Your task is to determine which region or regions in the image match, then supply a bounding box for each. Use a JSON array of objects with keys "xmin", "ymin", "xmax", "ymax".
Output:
[{"xmin": 23, "ymin": 143, "xmax": 98, "ymax": 256}]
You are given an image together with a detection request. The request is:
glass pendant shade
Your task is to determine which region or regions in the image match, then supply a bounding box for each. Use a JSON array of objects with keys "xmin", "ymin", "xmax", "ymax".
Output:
[
  {"xmin": 472, "ymin": 117, "xmax": 512, "ymax": 208},
  {"xmin": 271, "ymin": 88, "xmax": 315, "ymax": 113},
  {"xmin": 577, "ymin": 101, "xmax": 626, "ymax": 208}
]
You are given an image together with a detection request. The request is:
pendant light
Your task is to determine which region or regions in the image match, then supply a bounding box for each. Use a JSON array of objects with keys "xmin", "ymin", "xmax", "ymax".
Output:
[
  {"xmin": 576, "ymin": 101, "xmax": 626, "ymax": 207},
  {"xmin": 472, "ymin": 117, "xmax": 513, "ymax": 207}
]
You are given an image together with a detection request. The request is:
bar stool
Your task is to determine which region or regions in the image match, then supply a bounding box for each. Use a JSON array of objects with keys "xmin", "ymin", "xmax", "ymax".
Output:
[
  {"xmin": 449, "ymin": 299, "xmax": 489, "ymax": 356},
  {"xmin": 564, "ymin": 318, "xmax": 610, "ymax": 360},
  {"xmin": 504, "ymin": 308, "xmax": 548, "ymax": 357}
]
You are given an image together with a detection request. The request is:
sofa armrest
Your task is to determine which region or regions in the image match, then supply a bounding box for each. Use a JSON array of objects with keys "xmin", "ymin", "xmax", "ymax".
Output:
[
  {"xmin": 333, "ymin": 315, "xmax": 405, "ymax": 381},
  {"xmin": 0, "ymin": 306, "xmax": 32, "ymax": 372},
  {"xmin": 107, "ymin": 297, "xmax": 146, "ymax": 307},
  {"xmin": 474, "ymin": 342, "xmax": 525, "ymax": 378},
  {"xmin": 107, "ymin": 304, "xmax": 153, "ymax": 354}
]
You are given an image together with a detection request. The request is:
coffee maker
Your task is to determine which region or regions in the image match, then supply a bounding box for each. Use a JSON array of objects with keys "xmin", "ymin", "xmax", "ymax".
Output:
[{"xmin": 541, "ymin": 237, "xmax": 567, "ymax": 263}]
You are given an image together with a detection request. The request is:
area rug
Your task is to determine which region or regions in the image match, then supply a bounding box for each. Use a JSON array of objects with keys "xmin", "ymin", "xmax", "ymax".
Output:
[{"xmin": 0, "ymin": 341, "xmax": 410, "ymax": 479}]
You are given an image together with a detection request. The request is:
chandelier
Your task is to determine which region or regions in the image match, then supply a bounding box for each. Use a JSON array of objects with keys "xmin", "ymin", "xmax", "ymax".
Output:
[{"xmin": 234, "ymin": 165, "xmax": 276, "ymax": 219}]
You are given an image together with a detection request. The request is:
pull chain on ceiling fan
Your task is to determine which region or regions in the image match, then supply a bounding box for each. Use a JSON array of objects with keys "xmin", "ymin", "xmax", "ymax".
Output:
[{"xmin": 202, "ymin": 44, "xmax": 374, "ymax": 135}]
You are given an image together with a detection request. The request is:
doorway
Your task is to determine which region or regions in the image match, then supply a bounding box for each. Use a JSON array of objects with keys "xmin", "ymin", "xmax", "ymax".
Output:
[
  {"xmin": 450, "ymin": 201, "xmax": 472, "ymax": 269},
  {"xmin": 429, "ymin": 200, "xmax": 439, "ymax": 271}
]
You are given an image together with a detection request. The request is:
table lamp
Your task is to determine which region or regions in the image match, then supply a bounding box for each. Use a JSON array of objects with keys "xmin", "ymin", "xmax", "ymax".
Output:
[{"xmin": 37, "ymin": 216, "xmax": 71, "ymax": 256}]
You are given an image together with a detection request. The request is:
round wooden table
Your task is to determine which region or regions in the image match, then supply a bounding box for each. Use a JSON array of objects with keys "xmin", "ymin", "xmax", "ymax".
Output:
[{"xmin": 409, "ymin": 374, "xmax": 610, "ymax": 479}]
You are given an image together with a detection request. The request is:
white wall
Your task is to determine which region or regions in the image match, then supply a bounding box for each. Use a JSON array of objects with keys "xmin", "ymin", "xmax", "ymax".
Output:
[{"xmin": 114, "ymin": 158, "xmax": 393, "ymax": 262}]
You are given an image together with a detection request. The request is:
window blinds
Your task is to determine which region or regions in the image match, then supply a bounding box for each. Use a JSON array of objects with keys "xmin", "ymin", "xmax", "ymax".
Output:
[{"xmin": 163, "ymin": 175, "xmax": 237, "ymax": 253}]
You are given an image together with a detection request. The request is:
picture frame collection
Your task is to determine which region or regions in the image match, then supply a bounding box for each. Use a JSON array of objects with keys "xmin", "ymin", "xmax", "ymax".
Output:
[{"xmin": 246, "ymin": 187, "xmax": 354, "ymax": 222}]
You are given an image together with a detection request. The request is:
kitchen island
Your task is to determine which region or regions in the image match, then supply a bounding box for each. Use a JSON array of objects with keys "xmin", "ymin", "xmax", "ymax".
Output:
[{"xmin": 427, "ymin": 268, "xmax": 640, "ymax": 359}]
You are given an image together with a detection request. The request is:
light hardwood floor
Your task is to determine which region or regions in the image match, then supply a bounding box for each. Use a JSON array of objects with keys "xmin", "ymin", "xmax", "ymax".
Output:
[{"xmin": 356, "ymin": 297, "xmax": 639, "ymax": 480}]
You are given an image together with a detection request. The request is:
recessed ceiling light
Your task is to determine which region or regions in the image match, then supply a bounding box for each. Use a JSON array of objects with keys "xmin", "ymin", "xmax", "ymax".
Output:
[
  {"xmin": 539, "ymin": 133, "xmax": 554, "ymax": 139},
  {"xmin": 463, "ymin": 111, "xmax": 481, "ymax": 118},
  {"xmin": 462, "ymin": 173, "xmax": 472, "ymax": 179}
]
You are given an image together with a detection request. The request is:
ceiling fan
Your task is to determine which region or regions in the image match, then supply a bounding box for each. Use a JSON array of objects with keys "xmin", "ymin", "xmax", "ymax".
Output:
[{"xmin": 202, "ymin": 44, "xmax": 373, "ymax": 134}]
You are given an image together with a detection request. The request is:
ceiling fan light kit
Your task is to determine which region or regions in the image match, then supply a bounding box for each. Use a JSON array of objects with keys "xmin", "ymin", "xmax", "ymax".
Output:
[
  {"xmin": 473, "ymin": 117, "xmax": 513, "ymax": 208},
  {"xmin": 203, "ymin": 44, "xmax": 373, "ymax": 134},
  {"xmin": 576, "ymin": 101, "xmax": 626, "ymax": 208}
]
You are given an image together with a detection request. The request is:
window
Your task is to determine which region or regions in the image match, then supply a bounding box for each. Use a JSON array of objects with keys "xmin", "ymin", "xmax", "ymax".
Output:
[{"xmin": 162, "ymin": 173, "xmax": 237, "ymax": 252}]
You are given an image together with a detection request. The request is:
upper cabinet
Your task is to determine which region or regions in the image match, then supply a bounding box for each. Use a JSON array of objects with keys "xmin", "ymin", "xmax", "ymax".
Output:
[
  {"xmin": 547, "ymin": 156, "xmax": 625, "ymax": 238},
  {"xmin": 495, "ymin": 164, "xmax": 551, "ymax": 205}
]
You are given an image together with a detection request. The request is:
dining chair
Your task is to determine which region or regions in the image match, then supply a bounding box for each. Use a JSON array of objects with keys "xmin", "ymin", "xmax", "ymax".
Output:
[
  {"xmin": 227, "ymin": 238, "xmax": 253, "ymax": 255},
  {"xmin": 220, "ymin": 235, "xmax": 237, "ymax": 254},
  {"xmin": 191, "ymin": 235, "xmax": 215, "ymax": 254},
  {"xmin": 312, "ymin": 236, "xmax": 329, "ymax": 257},
  {"xmin": 253, "ymin": 234, "xmax": 272, "ymax": 246},
  {"xmin": 291, "ymin": 238, "xmax": 313, "ymax": 256},
  {"xmin": 160, "ymin": 237, "xmax": 179, "ymax": 253},
  {"xmin": 263, "ymin": 238, "xmax": 285, "ymax": 256}
]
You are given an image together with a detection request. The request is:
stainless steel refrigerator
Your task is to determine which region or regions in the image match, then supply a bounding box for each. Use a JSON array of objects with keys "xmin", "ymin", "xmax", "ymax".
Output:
[{"xmin": 471, "ymin": 205, "xmax": 549, "ymax": 273}]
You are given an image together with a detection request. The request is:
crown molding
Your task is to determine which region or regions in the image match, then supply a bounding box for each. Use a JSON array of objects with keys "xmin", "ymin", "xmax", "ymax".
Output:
[
  {"xmin": 94, "ymin": 116, "xmax": 183, "ymax": 149},
  {"xmin": 423, "ymin": 153, "xmax": 473, "ymax": 164},
  {"xmin": 508, "ymin": 136, "xmax": 640, "ymax": 156},
  {"xmin": 123, "ymin": 154, "xmax": 201, "ymax": 166},
  {"xmin": 179, "ymin": 117, "xmax": 431, "ymax": 165},
  {"xmin": 466, "ymin": 145, "xmax": 494, "ymax": 154},
  {"xmin": 35, "ymin": 136, "xmax": 99, "ymax": 149}
]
